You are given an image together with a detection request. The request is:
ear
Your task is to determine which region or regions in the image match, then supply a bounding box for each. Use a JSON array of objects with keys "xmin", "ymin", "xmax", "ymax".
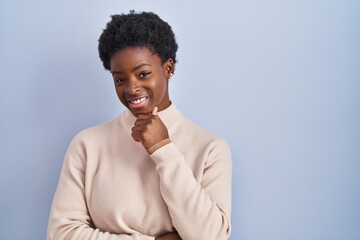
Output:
[{"xmin": 164, "ymin": 58, "xmax": 175, "ymax": 79}]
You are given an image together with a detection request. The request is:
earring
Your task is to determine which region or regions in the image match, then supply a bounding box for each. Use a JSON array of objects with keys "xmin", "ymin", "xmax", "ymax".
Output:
[{"xmin": 169, "ymin": 73, "xmax": 174, "ymax": 78}]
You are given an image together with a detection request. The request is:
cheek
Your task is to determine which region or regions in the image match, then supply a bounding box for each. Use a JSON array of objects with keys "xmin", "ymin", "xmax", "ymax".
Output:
[
  {"xmin": 155, "ymin": 75, "xmax": 168, "ymax": 91},
  {"xmin": 152, "ymin": 80, "xmax": 167, "ymax": 99},
  {"xmin": 115, "ymin": 87, "xmax": 126, "ymax": 103},
  {"xmin": 160, "ymin": 79, "xmax": 169, "ymax": 94}
]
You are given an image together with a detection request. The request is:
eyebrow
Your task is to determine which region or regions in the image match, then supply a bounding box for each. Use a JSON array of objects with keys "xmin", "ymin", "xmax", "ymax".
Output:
[{"xmin": 111, "ymin": 63, "xmax": 152, "ymax": 74}]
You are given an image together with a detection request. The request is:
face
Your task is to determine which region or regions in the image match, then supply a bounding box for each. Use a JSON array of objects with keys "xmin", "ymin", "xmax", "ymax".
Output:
[{"xmin": 110, "ymin": 47, "xmax": 174, "ymax": 116}]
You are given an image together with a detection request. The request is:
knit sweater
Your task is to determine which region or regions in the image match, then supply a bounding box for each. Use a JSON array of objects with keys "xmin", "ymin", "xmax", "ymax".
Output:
[{"xmin": 48, "ymin": 104, "xmax": 232, "ymax": 240}]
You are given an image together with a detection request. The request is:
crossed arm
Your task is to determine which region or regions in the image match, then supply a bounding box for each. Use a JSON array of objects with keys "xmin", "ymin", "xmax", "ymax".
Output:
[{"xmin": 48, "ymin": 107, "xmax": 231, "ymax": 240}]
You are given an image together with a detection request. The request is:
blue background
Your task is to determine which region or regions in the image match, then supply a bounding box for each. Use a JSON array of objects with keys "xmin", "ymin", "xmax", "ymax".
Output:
[{"xmin": 0, "ymin": 0, "xmax": 359, "ymax": 239}]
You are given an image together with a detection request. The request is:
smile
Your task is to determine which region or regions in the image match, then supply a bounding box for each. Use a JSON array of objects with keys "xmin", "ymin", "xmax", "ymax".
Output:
[{"xmin": 129, "ymin": 97, "xmax": 147, "ymax": 104}]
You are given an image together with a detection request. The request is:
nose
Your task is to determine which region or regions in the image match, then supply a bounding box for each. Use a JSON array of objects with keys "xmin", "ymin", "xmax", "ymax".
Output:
[{"xmin": 125, "ymin": 78, "xmax": 140, "ymax": 94}]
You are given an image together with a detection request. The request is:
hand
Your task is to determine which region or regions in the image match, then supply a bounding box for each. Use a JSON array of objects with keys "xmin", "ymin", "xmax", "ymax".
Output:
[
  {"xmin": 131, "ymin": 106, "xmax": 169, "ymax": 151},
  {"xmin": 155, "ymin": 231, "xmax": 182, "ymax": 240}
]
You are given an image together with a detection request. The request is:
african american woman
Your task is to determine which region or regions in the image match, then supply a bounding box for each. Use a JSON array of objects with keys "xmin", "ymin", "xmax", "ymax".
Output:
[{"xmin": 48, "ymin": 11, "xmax": 232, "ymax": 240}]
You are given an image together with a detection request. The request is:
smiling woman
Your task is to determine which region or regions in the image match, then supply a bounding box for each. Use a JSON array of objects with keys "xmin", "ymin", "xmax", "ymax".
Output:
[
  {"xmin": 47, "ymin": 11, "xmax": 232, "ymax": 240},
  {"xmin": 110, "ymin": 47, "xmax": 172, "ymax": 117}
]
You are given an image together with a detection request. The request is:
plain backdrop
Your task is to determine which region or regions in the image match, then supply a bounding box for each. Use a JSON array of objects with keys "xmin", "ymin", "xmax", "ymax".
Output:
[{"xmin": 0, "ymin": 0, "xmax": 359, "ymax": 239}]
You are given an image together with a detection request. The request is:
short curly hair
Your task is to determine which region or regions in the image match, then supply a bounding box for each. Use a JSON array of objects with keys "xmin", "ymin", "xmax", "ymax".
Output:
[{"xmin": 98, "ymin": 11, "xmax": 178, "ymax": 71}]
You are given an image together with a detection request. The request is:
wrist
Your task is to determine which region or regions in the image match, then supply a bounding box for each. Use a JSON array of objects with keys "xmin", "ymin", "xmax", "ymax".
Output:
[{"xmin": 147, "ymin": 138, "xmax": 171, "ymax": 154}]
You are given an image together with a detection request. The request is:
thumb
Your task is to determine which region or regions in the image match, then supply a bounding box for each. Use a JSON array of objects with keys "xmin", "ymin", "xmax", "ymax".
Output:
[{"xmin": 151, "ymin": 106, "xmax": 158, "ymax": 116}]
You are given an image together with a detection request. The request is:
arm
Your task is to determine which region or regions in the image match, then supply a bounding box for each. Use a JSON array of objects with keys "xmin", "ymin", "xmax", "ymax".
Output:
[
  {"xmin": 155, "ymin": 232, "xmax": 181, "ymax": 240},
  {"xmin": 151, "ymin": 140, "xmax": 232, "ymax": 240},
  {"xmin": 48, "ymin": 156, "xmax": 156, "ymax": 240},
  {"xmin": 132, "ymin": 109, "xmax": 232, "ymax": 240}
]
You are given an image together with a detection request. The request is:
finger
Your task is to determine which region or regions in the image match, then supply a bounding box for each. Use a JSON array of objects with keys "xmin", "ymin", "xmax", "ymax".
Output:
[
  {"xmin": 131, "ymin": 131, "xmax": 141, "ymax": 142},
  {"xmin": 152, "ymin": 106, "xmax": 158, "ymax": 116},
  {"xmin": 135, "ymin": 114, "xmax": 152, "ymax": 120},
  {"xmin": 134, "ymin": 118, "xmax": 152, "ymax": 128}
]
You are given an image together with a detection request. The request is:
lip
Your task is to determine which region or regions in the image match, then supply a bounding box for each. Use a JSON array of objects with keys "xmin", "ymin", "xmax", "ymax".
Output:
[{"xmin": 127, "ymin": 96, "xmax": 149, "ymax": 109}]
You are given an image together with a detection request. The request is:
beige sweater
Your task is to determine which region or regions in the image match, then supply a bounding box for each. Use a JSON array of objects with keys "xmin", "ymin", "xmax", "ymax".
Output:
[{"xmin": 48, "ymin": 104, "xmax": 232, "ymax": 240}]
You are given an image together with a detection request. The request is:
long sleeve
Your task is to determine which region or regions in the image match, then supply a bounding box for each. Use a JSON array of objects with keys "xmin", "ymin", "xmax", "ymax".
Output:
[
  {"xmin": 47, "ymin": 156, "xmax": 155, "ymax": 240},
  {"xmin": 48, "ymin": 104, "xmax": 231, "ymax": 239},
  {"xmin": 150, "ymin": 138, "xmax": 232, "ymax": 240}
]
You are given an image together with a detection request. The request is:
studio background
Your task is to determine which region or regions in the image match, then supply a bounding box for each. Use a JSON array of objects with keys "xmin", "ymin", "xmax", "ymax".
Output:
[{"xmin": 0, "ymin": 1, "xmax": 359, "ymax": 239}]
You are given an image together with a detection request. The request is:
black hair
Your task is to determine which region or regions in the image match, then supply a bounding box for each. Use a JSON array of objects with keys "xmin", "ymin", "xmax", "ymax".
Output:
[{"xmin": 98, "ymin": 11, "xmax": 178, "ymax": 71}]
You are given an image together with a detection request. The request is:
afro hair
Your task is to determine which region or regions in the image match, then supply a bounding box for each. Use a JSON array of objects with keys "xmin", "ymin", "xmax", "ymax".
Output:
[{"xmin": 98, "ymin": 11, "xmax": 178, "ymax": 71}]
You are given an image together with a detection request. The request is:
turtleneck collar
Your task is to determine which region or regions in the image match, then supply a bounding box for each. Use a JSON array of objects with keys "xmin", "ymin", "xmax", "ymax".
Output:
[{"xmin": 121, "ymin": 103, "xmax": 182, "ymax": 128}]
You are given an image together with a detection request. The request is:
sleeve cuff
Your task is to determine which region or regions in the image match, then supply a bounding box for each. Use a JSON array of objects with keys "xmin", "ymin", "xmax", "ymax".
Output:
[
  {"xmin": 150, "ymin": 142, "xmax": 183, "ymax": 164},
  {"xmin": 147, "ymin": 138, "xmax": 172, "ymax": 154}
]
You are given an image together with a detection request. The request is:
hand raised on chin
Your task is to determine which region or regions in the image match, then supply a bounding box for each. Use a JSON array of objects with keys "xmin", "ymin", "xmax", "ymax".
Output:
[{"xmin": 131, "ymin": 106, "xmax": 170, "ymax": 153}]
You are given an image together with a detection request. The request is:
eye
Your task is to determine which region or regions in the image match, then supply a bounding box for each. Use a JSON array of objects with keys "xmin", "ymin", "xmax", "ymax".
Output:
[
  {"xmin": 114, "ymin": 77, "xmax": 125, "ymax": 84},
  {"xmin": 139, "ymin": 71, "xmax": 151, "ymax": 79}
]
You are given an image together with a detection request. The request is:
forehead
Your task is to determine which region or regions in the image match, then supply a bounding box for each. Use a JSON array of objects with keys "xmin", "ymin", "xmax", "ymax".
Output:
[{"xmin": 110, "ymin": 47, "xmax": 162, "ymax": 72}]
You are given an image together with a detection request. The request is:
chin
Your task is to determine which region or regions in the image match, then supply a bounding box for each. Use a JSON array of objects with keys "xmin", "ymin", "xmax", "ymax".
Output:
[{"xmin": 130, "ymin": 108, "xmax": 151, "ymax": 116}]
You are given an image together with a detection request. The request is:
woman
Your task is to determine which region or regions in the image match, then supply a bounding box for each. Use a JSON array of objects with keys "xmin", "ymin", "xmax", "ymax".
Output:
[{"xmin": 48, "ymin": 11, "xmax": 232, "ymax": 240}]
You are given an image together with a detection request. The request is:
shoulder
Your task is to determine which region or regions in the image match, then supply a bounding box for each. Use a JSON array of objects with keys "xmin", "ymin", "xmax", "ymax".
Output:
[
  {"xmin": 63, "ymin": 115, "xmax": 123, "ymax": 168},
  {"xmin": 175, "ymin": 113, "xmax": 231, "ymax": 157},
  {"xmin": 65, "ymin": 115, "xmax": 121, "ymax": 154},
  {"xmin": 75, "ymin": 116, "xmax": 120, "ymax": 140},
  {"xmin": 181, "ymin": 114, "xmax": 228, "ymax": 143}
]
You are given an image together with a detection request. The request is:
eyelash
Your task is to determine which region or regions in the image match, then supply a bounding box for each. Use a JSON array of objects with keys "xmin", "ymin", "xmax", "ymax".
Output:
[
  {"xmin": 114, "ymin": 71, "xmax": 151, "ymax": 84},
  {"xmin": 139, "ymin": 71, "xmax": 151, "ymax": 78},
  {"xmin": 114, "ymin": 78, "xmax": 125, "ymax": 84}
]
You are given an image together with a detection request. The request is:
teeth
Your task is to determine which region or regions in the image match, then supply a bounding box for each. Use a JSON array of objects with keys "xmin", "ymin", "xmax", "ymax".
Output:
[{"xmin": 130, "ymin": 97, "xmax": 146, "ymax": 104}]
